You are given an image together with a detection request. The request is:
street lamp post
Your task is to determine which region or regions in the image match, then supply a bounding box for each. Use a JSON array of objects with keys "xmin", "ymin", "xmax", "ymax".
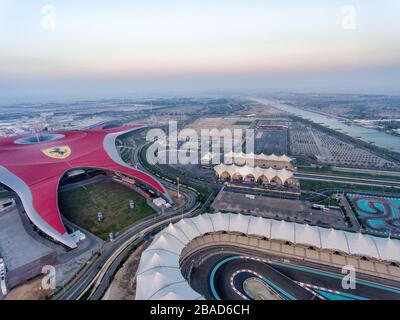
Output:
[{"xmin": 177, "ymin": 177, "xmax": 181, "ymax": 198}]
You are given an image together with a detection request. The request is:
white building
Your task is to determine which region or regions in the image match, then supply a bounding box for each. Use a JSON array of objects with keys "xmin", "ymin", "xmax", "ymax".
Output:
[
  {"xmin": 136, "ymin": 212, "xmax": 400, "ymax": 300},
  {"xmin": 153, "ymin": 197, "xmax": 171, "ymax": 208},
  {"xmin": 214, "ymin": 163, "xmax": 297, "ymax": 185}
]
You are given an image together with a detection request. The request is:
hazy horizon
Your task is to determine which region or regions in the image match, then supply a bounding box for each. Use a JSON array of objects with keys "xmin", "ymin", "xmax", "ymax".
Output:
[{"xmin": 1, "ymin": 0, "xmax": 399, "ymax": 102}]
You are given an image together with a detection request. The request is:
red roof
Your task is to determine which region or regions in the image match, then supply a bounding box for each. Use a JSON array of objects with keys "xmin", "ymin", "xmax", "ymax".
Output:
[{"xmin": 0, "ymin": 126, "xmax": 169, "ymax": 243}]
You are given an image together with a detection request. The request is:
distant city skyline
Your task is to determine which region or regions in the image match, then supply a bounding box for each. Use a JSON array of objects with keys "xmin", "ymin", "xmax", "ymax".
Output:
[{"xmin": 1, "ymin": 0, "xmax": 400, "ymax": 102}]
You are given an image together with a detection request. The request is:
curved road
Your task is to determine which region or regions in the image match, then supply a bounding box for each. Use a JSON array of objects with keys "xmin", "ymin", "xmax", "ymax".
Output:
[
  {"xmin": 209, "ymin": 256, "xmax": 312, "ymax": 300},
  {"xmin": 51, "ymin": 139, "xmax": 209, "ymax": 300},
  {"xmin": 186, "ymin": 246, "xmax": 400, "ymax": 300},
  {"xmin": 53, "ymin": 182, "xmax": 206, "ymax": 300},
  {"xmin": 52, "ymin": 137, "xmax": 400, "ymax": 300},
  {"xmin": 295, "ymin": 172, "xmax": 400, "ymax": 189}
]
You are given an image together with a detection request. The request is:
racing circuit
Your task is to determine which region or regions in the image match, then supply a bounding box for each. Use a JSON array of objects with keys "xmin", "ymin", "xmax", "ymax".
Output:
[
  {"xmin": 135, "ymin": 212, "xmax": 400, "ymax": 300},
  {"xmin": 5, "ymin": 124, "xmax": 398, "ymax": 301},
  {"xmin": 185, "ymin": 247, "xmax": 400, "ymax": 300},
  {"xmin": 347, "ymin": 194, "xmax": 400, "ymax": 237}
]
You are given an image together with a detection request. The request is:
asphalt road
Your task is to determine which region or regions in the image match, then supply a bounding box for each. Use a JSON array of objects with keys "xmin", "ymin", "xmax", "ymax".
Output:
[
  {"xmin": 186, "ymin": 246, "xmax": 400, "ymax": 300},
  {"xmin": 88, "ymin": 186, "xmax": 216, "ymax": 300},
  {"xmin": 211, "ymin": 257, "xmax": 312, "ymax": 300},
  {"xmin": 140, "ymin": 140, "xmax": 400, "ymax": 201},
  {"xmin": 53, "ymin": 137, "xmax": 400, "ymax": 300},
  {"xmin": 295, "ymin": 172, "xmax": 400, "ymax": 189},
  {"xmin": 53, "ymin": 182, "xmax": 202, "ymax": 300}
]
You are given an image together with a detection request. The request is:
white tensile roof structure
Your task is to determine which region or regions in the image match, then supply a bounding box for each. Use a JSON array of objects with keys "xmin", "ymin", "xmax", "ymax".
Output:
[
  {"xmin": 200, "ymin": 152, "xmax": 220, "ymax": 164},
  {"xmin": 214, "ymin": 163, "xmax": 294, "ymax": 183},
  {"xmin": 225, "ymin": 151, "xmax": 293, "ymax": 164},
  {"xmin": 136, "ymin": 212, "xmax": 400, "ymax": 300}
]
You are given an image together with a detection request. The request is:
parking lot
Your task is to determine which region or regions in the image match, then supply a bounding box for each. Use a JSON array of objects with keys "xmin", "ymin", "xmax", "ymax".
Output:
[
  {"xmin": 254, "ymin": 126, "xmax": 288, "ymax": 155},
  {"xmin": 212, "ymin": 189, "xmax": 349, "ymax": 230},
  {"xmin": 289, "ymin": 121, "xmax": 399, "ymax": 169}
]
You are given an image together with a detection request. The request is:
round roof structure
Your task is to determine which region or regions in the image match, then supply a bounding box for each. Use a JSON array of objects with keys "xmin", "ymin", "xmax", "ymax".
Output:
[{"xmin": 0, "ymin": 125, "xmax": 171, "ymax": 248}]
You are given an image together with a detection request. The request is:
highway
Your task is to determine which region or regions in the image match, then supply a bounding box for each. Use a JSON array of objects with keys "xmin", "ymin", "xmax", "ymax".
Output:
[
  {"xmin": 88, "ymin": 190, "xmax": 203, "ymax": 301},
  {"xmin": 52, "ymin": 138, "xmax": 400, "ymax": 300},
  {"xmin": 139, "ymin": 140, "xmax": 400, "ymax": 194},
  {"xmin": 53, "ymin": 181, "xmax": 206, "ymax": 300},
  {"xmin": 51, "ymin": 137, "xmax": 210, "ymax": 300}
]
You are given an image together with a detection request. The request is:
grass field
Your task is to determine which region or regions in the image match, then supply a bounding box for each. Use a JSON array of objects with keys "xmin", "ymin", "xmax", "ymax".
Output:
[
  {"xmin": 58, "ymin": 179, "xmax": 154, "ymax": 240},
  {"xmin": 298, "ymin": 166, "xmax": 400, "ymax": 182},
  {"xmin": 234, "ymin": 121, "xmax": 253, "ymax": 126},
  {"xmin": 299, "ymin": 179, "xmax": 399, "ymax": 194},
  {"xmin": 313, "ymin": 197, "xmax": 340, "ymax": 206}
]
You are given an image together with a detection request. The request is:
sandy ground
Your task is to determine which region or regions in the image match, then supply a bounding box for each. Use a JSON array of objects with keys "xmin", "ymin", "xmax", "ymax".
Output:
[
  {"xmin": 5, "ymin": 275, "xmax": 52, "ymax": 300},
  {"xmin": 245, "ymin": 103, "xmax": 288, "ymax": 117},
  {"xmin": 185, "ymin": 117, "xmax": 254, "ymax": 132},
  {"xmin": 102, "ymin": 241, "xmax": 150, "ymax": 300},
  {"xmin": 243, "ymin": 277, "xmax": 281, "ymax": 300}
]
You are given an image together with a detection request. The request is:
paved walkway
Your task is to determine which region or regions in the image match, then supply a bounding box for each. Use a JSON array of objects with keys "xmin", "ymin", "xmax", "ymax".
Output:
[
  {"xmin": 0, "ymin": 207, "xmax": 54, "ymax": 272},
  {"xmin": 309, "ymin": 128, "xmax": 332, "ymax": 161}
]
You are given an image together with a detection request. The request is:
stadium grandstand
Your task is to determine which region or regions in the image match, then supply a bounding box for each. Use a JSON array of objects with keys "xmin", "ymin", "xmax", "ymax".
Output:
[{"xmin": 136, "ymin": 212, "xmax": 400, "ymax": 300}]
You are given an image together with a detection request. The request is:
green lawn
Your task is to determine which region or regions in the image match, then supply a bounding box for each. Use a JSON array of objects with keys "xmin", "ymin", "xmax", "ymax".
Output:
[
  {"xmin": 298, "ymin": 166, "xmax": 400, "ymax": 182},
  {"xmin": 58, "ymin": 179, "xmax": 154, "ymax": 240},
  {"xmin": 299, "ymin": 179, "xmax": 398, "ymax": 193},
  {"xmin": 234, "ymin": 121, "xmax": 253, "ymax": 126},
  {"xmin": 313, "ymin": 197, "xmax": 340, "ymax": 206}
]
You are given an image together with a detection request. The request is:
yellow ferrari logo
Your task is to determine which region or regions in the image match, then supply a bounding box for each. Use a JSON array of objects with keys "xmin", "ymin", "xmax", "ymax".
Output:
[{"xmin": 42, "ymin": 146, "xmax": 71, "ymax": 159}]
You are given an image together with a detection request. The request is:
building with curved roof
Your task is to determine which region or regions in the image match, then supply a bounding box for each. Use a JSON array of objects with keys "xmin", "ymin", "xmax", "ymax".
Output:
[
  {"xmin": 135, "ymin": 212, "xmax": 400, "ymax": 300},
  {"xmin": 225, "ymin": 151, "xmax": 294, "ymax": 170},
  {"xmin": 200, "ymin": 151, "xmax": 295, "ymax": 170},
  {"xmin": 214, "ymin": 163, "xmax": 296, "ymax": 185},
  {"xmin": 0, "ymin": 125, "xmax": 171, "ymax": 249}
]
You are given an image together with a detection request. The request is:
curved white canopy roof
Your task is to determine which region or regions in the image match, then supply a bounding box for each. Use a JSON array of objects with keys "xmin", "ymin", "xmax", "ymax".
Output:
[
  {"xmin": 229, "ymin": 213, "xmax": 251, "ymax": 234},
  {"xmin": 136, "ymin": 212, "xmax": 400, "ymax": 300},
  {"xmin": 137, "ymin": 250, "xmax": 180, "ymax": 275},
  {"xmin": 271, "ymin": 219, "xmax": 295, "ymax": 243},
  {"xmin": 248, "ymin": 215, "xmax": 272, "ymax": 238},
  {"xmin": 319, "ymin": 228, "xmax": 349, "ymax": 254},
  {"xmin": 225, "ymin": 151, "xmax": 293, "ymax": 164},
  {"xmin": 294, "ymin": 223, "xmax": 321, "ymax": 247},
  {"xmin": 214, "ymin": 164, "xmax": 294, "ymax": 183}
]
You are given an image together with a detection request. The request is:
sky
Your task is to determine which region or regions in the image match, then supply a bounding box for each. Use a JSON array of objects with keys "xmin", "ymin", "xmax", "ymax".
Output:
[{"xmin": 0, "ymin": 0, "xmax": 399, "ymax": 102}]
